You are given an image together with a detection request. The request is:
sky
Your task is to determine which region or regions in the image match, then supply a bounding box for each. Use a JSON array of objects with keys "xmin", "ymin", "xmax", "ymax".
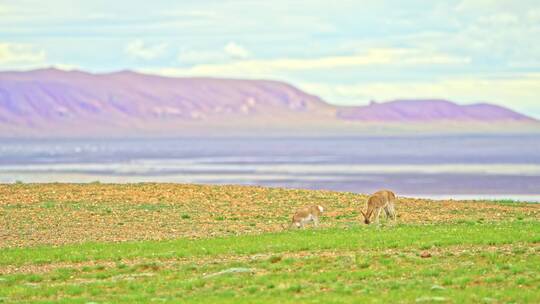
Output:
[{"xmin": 1, "ymin": 0, "xmax": 540, "ymax": 117}]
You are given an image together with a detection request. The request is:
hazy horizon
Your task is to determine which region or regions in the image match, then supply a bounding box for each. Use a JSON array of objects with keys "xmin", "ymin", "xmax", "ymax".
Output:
[
  {"xmin": 1, "ymin": 0, "xmax": 539, "ymax": 118},
  {"xmin": 2, "ymin": 135, "xmax": 539, "ymax": 201}
]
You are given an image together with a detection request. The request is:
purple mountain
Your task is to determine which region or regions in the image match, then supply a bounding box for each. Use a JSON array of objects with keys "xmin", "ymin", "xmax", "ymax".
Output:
[
  {"xmin": 0, "ymin": 68, "xmax": 332, "ymax": 122},
  {"xmin": 337, "ymin": 99, "xmax": 533, "ymax": 122},
  {"xmin": 0, "ymin": 68, "xmax": 536, "ymax": 137}
]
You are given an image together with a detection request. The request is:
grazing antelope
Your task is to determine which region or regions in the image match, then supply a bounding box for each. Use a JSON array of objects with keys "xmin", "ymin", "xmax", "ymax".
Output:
[
  {"xmin": 360, "ymin": 190, "xmax": 397, "ymax": 225},
  {"xmin": 290, "ymin": 205, "xmax": 324, "ymax": 228}
]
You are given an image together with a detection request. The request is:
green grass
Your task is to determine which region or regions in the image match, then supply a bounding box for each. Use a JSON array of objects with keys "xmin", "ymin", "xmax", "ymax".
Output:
[
  {"xmin": 1, "ymin": 220, "xmax": 539, "ymax": 303},
  {"xmin": 488, "ymin": 199, "xmax": 536, "ymax": 206},
  {"xmin": 1, "ymin": 220, "xmax": 538, "ymax": 267}
]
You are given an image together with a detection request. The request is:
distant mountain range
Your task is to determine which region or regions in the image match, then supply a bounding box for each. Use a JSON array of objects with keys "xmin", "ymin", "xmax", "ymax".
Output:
[
  {"xmin": 337, "ymin": 99, "xmax": 532, "ymax": 122},
  {"xmin": 0, "ymin": 68, "xmax": 537, "ymax": 137}
]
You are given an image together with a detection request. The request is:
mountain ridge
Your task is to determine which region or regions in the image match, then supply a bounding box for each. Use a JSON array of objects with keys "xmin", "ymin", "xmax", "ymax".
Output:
[
  {"xmin": 336, "ymin": 99, "xmax": 533, "ymax": 122},
  {"xmin": 0, "ymin": 68, "xmax": 537, "ymax": 137}
]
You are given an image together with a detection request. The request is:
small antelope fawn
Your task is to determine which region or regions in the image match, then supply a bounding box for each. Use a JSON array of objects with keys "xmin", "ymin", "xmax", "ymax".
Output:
[
  {"xmin": 360, "ymin": 190, "xmax": 397, "ymax": 225},
  {"xmin": 290, "ymin": 205, "xmax": 324, "ymax": 228}
]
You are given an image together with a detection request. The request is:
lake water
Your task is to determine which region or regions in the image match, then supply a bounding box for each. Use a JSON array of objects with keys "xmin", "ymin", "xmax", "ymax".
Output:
[{"xmin": 1, "ymin": 135, "xmax": 539, "ymax": 202}]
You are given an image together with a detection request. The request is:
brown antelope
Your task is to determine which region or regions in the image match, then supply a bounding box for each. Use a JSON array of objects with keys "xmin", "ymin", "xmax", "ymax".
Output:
[
  {"xmin": 360, "ymin": 190, "xmax": 397, "ymax": 225},
  {"xmin": 290, "ymin": 205, "xmax": 324, "ymax": 228}
]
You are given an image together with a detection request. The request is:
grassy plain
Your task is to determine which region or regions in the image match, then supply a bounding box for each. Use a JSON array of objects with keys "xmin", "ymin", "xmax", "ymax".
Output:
[{"xmin": 0, "ymin": 183, "xmax": 538, "ymax": 303}]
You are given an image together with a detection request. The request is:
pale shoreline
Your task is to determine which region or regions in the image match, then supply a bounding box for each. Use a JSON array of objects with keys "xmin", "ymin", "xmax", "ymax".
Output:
[{"xmin": 403, "ymin": 194, "xmax": 540, "ymax": 203}]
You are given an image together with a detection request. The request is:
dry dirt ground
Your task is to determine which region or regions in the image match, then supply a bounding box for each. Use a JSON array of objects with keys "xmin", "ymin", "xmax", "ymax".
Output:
[{"xmin": 1, "ymin": 183, "xmax": 538, "ymax": 248}]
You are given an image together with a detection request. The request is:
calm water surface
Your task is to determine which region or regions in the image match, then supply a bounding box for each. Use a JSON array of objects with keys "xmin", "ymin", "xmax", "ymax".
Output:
[{"xmin": 1, "ymin": 135, "xmax": 539, "ymax": 201}]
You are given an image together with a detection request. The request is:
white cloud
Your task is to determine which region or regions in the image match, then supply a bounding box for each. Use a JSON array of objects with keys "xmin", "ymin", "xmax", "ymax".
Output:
[
  {"xmin": 477, "ymin": 13, "xmax": 519, "ymax": 26},
  {"xmin": 125, "ymin": 40, "xmax": 168, "ymax": 60},
  {"xmin": 49, "ymin": 63, "xmax": 81, "ymax": 71},
  {"xmin": 455, "ymin": 0, "xmax": 536, "ymax": 14},
  {"xmin": 86, "ymin": 13, "xmax": 117, "ymax": 20},
  {"xmin": 162, "ymin": 48, "xmax": 469, "ymax": 78},
  {"xmin": 0, "ymin": 43, "xmax": 46, "ymax": 65},
  {"xmin": 528, "ymin": 9, "xmax": 540, "ymax": 22},
  {"xmin": 223, "ymin": 42, "xmax": 250, "ymax": 59},
  {"xmin": 160, "ymin": 9, "xmax": 218, "ymax": 19},
  {"xmin": 0, "ymin": 5, "xmax": 8, "ymax": 15},
  {"xmin": 177, "ymin": 42, "xmax": 251, "ymax": 64}
]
